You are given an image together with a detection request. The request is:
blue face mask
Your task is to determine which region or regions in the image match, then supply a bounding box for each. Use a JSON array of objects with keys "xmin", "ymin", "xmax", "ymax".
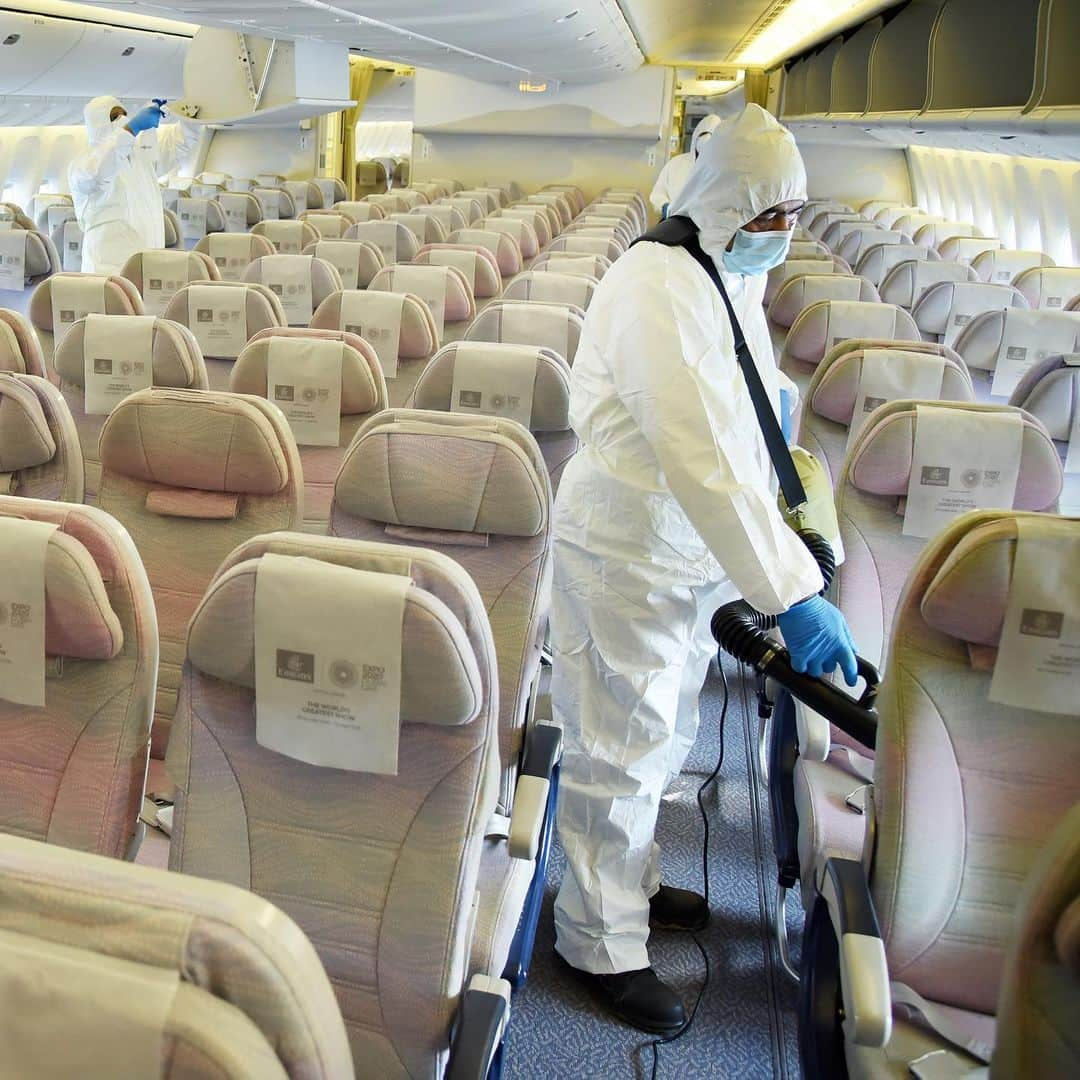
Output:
[{"xmin": 721, "ymin": 228, "xmax": 792, "ymax": 276}]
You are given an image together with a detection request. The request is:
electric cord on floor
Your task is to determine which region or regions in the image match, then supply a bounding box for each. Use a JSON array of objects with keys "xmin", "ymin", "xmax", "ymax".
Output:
[{"xmin": 648, "ymin": 663, "xmax": 728, "ymax": 1080}]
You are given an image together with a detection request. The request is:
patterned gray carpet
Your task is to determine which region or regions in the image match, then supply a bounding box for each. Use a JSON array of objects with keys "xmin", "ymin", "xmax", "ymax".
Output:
[{"xmin": 502, "ymin": 657, "xmax": 804, "ymax": 1079}]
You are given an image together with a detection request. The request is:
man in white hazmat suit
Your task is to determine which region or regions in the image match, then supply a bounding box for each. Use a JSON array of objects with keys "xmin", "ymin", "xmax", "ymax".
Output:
[
  {"xmin": 69, "ymin": 96, "xmax": 201, "ymax": 274},
  {"xmin": 551, "ymin": 104, "xmax": 858, "ymax": 1032},
  {"xmin": 648, "ymin": 113, "xmax": 722, "ymax": 217}
]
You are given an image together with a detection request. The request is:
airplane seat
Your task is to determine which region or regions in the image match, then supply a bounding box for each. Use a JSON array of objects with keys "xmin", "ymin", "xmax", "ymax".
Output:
[
  {"xmin": 0, "ymin": 372, "xmax": 82, "ymax": 503},
  {"xmin": 480, "ymin": 215, "xmax": 540, "ymax": 260},
  {"xmin": 314, "ymin": 176, "xmax": 348, "ymax": 207},
  {"xmin": 872, "ymin": 204, "xmax": 922, "ymax": 228},
  {"xmin": 214, "ymin": 192, "xmax": 263, "ymax": 234},
  {"xmin": 953, "ymin": 307, "xmax": 1080, "ymax": 401},
  {"xmin": 855, "ymin": 243, "xmax": 939, "ymax": 289},
  {"xmin": 304, "ymin": 238, "xmax": 385, "ymax": 291},
  {"xmin": 597, "ymin": 188, "xmax": 646, "ymax": 221},
  {"xmin": 428, "ymin": 176, "xmax": 464, "ymax": 195},
  {"xmin": 394, "ymin": 210, "xmax": 449, "ymax": 246},
  {"xmin": 891, "ymin": 212, "xmax": 946, "ymax": 239},
  {"xmin": 780, "ymin": 300, "xmax": 922, "ymax": 397},
  {"xmin": 30, "ymin": 194, "xmax": 73, "ymax": 236},
  {"xmin": 513, "ymin": 201, "xmax": 561, "ymax": 240},
  {"xmin": 163, "ymin": 281, "xmax": 287, "ymax": 388},
  {"xmin": 531, "ymin": 250, "xmax": 612, "ymax": 279},
  {"xmin": 835, "ymin": 227, "xmax": 903, "ymax": 268},
  {"xmin": 0, "ymin": 226, "xmax": 60, "ymax": 302},
  {"xmin": 366, "ymin": 192, "xmax": 409, "ymax": 215},
  {"xmin": 525, "ymin": 192, "xmax": 574, "ymax": 230},
  {"xmin": 820, "ymin": 219, "xmax": 884, "ymax": 252},
  {"xmin": 253, "ymin": 185, "xmax": 296, "ymax": 220},
  {"xmin": 856, "ymin": 199, "xmax": 901, "ymax": 219},
  {"xmin": 410, "ymin": 181, "xmax": 446, "ymax": 203},
  {"xmin": 767, "ymin": 274, "xmax": 881, "ymax": 336},
  {"xmin": 417, "ymin": 202, "xmax": 470, "ymax": 238},
  {"xmin": 175, "ymin": 196, "xmax": 228, "ymax": 241},
  {"xmin": 330, "ymin": 200, "xmax": 386, "ymax": 223},
  {"xmin": 0, "ymin": 496, "xmax": 156, "ymax": 859},
  {"xmin": 52, "ymin": 314, "xmax": 207, "ymax": 498},
  {"xmin": 310, "ymin": 289, "xmax": 439, "ymax": 405},
  {"xmin": 545, "ymin": 233, "xmax": 623, "ymax": 265},
  {"xmin": 50, "ymin": 219, "xmax": 85, "ymax": 273},
  {"xmin": 971, "ymin": 247, "xmax": 1054, "ymax": 283},
  {"xmin": 807, "ymin": 211, "xmax": 864, "ymax": 241},
  {"xmin": 391, "ymin": 189, "xmax": 427, "ymax": 210},
  {"xmin": 544, "ymin": 183, "xmax": 586, "ymax": 214},
  {"xmin": 436, "ymin": 195, "xmax": 486, "ymax": 226},
  {"xmin": 230, "ymin": 327, "xmax": 387, "ymax": 532},
  {"xmin": 242, "ymin": 255, "xmax": 344, "ymax": 328},
  {"xmin": 798, "ymin": 341, "xmax": 973, "ymax": 489},
  {"xmin": 168, "ymin": 529, "xmax": 507, "ymax": 1074},
  {"xmin": 281, "ymin": 180, "xmax": 322, "ymax": 215},
  {"xmin": 29, "ymin": 272, "xmax": 144, "ymax": 367},
  {"xmin": 912, "ymin": 221, "xmax": 981, "ymax": 249},
  {"xmin": 413, "ymin": 243, "xmax": 502, "ymax": 299},
  {"xmin": 327, "ymin": 410, "xmax": 559, "ymax": 985},
  {"xmin": 562, "ymin": 224, "xmax": 629, "ymax": 256},
  {"xmin": 196, "ymin": 233, "xmax": 278, "ymax": 283},
  {"xmin": 992, "ymin": 801, "xmax": 1080, "ymax": 1079},
  {"xmin": 457, "ymin": 190, "xmax": 499, "ymax": 215},
  {"xmin": 464, "ymin": 299, "xmax": 585, "ymax": 366},
  {"xmin": 764, "ymin": 255, "xmax": 851, "ymax": 307},
  {"xmin": 298, "ymin": 211, "xmax": 354, "ymax": 240},
  {"xmin": 442, "ymin": 228, "xmax": 520, "ymax": 278},
  {"xmin": 911, "ymin": 280, "xmax": 1029, "ymax": 345},
  {"xmin": 799, "ymin": 200, "xmax": 851, "ymax": 227},
  {"xmin": 162, "ymin": 208, "xmax": 182, "ymax": 249},
  {"xmin": 368, "ymin": 263, "xmax": 476, "ymax": 344},
  {"xmin": 1012, "ymin": 265, "xmax": 1080, "ymax": 310},
  {"xmin": 787, "ymin": 238, "xmax": 836, "ymax": 260},
  {"xmin": 879, "ymin": 258, "xmax": 978, "ymax": 311},
  {"xmin": 502, "ymin": 269, "xmax": 597, "ymax": 309},
  {"xmin": 410, "ymin": 341, "xmax": 578, "ymax": 491},
  {"xmin": 344, "ymin": 219, "xmax": 421, "ymax": 265},
  {"xmin": 0, "ymin": 831, "xmax": 354, "ymax": 1078},
  {"xmin": 119, "ymin": 249, "xmax": 220, "ymax": 318},
  {"xmin": 796, "ymin": 510, "xmax": 1080, "ymax": 1080},
  {"xmin": 588, "ymin": 198, "xmax": 645, "ymax": 236},
  {"xmin": 936, "ymin": 235, "xmax": 1003, "ymax": 264},
  {"xmin": 251, "ymin": 220, "xmax": 321, "ymax": 256},
  {"xmin": 97, "ymin": 388, "xmax": 302, "ymax": 761},
  {"xmin": 1008, "ymin": 353, "xmax": 1080, "ymax": 449},
  {"xmin": 0, "ymin": 308, "xmax": 47, "ymax": 377},
  {"xmin": 568, "ymin": 215, "xmax": 634, "ymax": 248},
  {"xmin": 1, "ymin": 203, "xmax": 36, "ymax": 232}
]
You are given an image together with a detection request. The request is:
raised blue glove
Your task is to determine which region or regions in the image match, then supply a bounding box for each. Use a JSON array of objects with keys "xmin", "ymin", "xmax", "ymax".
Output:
[
  {"xmin": 126, "ymin": 104, "xmax": 163, "ymax": 136},
  {"xmin": 777, "ymin": 595, "xmax": 859, "ymax": 686},
  {"xmin": 779, "ymin": 388, "xmax": 794, "ymax": 443}
]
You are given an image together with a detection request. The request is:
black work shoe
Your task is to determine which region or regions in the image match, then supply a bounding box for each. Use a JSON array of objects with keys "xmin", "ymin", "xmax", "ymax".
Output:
[
  {"xmin": 649, "ymin": 884, "xmax": 710, "ymax": 932},
  {"xmin": 563, "ymin": 959, "xmax": 687, "ymax": 1034}
]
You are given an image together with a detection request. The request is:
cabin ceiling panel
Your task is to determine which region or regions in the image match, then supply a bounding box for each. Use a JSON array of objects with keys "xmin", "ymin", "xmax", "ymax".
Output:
[
  {"xmin": 620, "ymin": 0, "xmax": 768, "ymax": 65},
  {"xmin": 73, "ymin": 1, "xmax": 644, "ymax": 83}
]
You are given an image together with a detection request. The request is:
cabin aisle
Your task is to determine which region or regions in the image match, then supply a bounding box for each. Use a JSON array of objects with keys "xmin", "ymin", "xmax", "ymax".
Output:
[{"xmin": 504, "ymin": 657, "xmax": 801, "ymax": 1079}]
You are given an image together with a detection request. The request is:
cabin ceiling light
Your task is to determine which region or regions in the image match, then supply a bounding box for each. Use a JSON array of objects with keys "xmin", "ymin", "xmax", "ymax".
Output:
[
  {"xmin": 729, "ymin": 0, "xmax": 864, "ymax": 67},
  {"xmin": 555, "ymin": 10, "xmax": 580, "ymax": 22}
]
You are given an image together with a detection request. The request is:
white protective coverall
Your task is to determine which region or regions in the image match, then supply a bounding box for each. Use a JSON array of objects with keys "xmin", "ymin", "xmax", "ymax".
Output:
[
  {"xmin": 648, "ymin": 113, "xmax": 722, "ymax": 215},
  {"xmin": 552, "ymin": 104, "xmax": 824, "ymax": 975},
  {"xmin": 68, "ymin": 96, "xmax": 200, "ymax": 274}
]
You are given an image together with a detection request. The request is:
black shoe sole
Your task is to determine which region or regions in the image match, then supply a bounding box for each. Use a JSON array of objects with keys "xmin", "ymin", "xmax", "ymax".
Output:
[
  {"xmin": 649, "ymin": 911, "xmax": 711, "ymax": 933},
  {"xmin": 555, "ymin": 951, "xmax": 688, "ymax": 1036}
]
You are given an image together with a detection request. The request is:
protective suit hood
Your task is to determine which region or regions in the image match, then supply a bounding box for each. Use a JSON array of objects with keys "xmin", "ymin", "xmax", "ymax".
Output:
[
  {"xmin": 669, "ymin": 104, "xmax": 806, "ymax": 253},
  {"xmin": 690, "ymin": 113, "xmax": 722, "ymax": 158},
  {"xmin": 84, "ymin": 95, "xmax": 124, "ymax": 145}
]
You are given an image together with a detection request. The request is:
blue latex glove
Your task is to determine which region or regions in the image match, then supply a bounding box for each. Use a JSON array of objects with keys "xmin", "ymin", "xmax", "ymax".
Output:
[
  {"xmin": 779, "ymin": 388, "xmax": 794, "ymax": 443},
  {"xmin": 661, "ymin": 202, "xmax": 670, "ymax": 220},
  {"xmin": 126, "ymin": 104, "xmax": 164, "ymax": 136},
  {"xmin": 777, "ymin": 595, "xmax": 859, "ymax": 686}
]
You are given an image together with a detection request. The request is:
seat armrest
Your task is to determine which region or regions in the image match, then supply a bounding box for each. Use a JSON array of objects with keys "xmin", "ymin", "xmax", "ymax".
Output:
[
  {"xmin": 446, "ymin": 975, "xmax": 511, "ymax": 1080},
  {"xmin": 508, "ymin": 722, "xmax": 563, "ymax": 860},
  {"xmin": 819, "ymin": 856, "xmax": 892, "ymax": 1049}
]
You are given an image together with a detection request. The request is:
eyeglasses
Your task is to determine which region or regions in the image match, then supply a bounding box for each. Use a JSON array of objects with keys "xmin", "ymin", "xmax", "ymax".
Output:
[{"xmin": 750, "ymin": 204, "xmax": 805, "ymax": 226}]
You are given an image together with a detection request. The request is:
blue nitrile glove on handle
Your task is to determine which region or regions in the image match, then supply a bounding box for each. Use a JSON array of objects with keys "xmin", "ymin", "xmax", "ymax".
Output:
[
  {"xmin": 126, "ymin": 104, "xmax": 164, "ymax": 136},
  {"xmin": 779, "ymin": 388, "xmax": 794, "ymax": 443},
  {"xmin": 777, "ymin": 595, "xmax": 859, "ymax": 686}
]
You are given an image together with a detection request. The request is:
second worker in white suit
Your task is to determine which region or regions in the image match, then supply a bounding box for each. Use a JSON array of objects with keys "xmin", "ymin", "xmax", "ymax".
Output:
[
  {"xmin": 551, "ymin": 104, "xmax": 858, "ymax": 1032},
  {"xmin": 69, "ymin": 95, "xmax": 201, "ymax": 275}
]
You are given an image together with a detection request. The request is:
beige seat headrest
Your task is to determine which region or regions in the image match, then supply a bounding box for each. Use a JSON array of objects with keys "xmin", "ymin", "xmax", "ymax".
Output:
[
  {"xmin": 0, "ymin": 374, "xmax": 56, "ymax": 473},
  {"xmin": 233, "ymin": 328, "xmax": 387, "ymax": 416},
  {"xmin": 99, "ymin": 389, "xmax": 292, "ymax": 495},
  {"xmin": 847, "ymin": 400, "xmax": 1062, "ymax": 511},
  {"xmin": 334, "ymin": 409, "xmax": 548, "ymax": 537},
  {"xmin": 0, "ymin": 514, "xmax": 122, "ymax": 660},
  {"xmin": 411, "ymin": 343, "xmax": 571, "ymax": 432},
  {"xmin": 187, "ymin": 552, "xmax": 483, "ymax": 728}
]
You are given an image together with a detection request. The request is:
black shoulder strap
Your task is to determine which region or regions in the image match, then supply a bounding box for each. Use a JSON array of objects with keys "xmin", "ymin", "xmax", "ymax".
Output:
[{"xmin": 632, "ymin": 216, "xmax": 807, "ymax": 511}]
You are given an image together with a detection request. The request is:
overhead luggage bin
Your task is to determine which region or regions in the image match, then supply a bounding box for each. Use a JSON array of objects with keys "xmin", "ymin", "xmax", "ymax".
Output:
[
  {"xmin": 919, "ymin": 0, "xmax": 1041, "ymax": 132},
  {"xmin": 827, "ymin": 17, "xmax": 885, "ymax": 119},
  {"xmin": 780, "ymin": 55, "xmax": 811, "ymax": 119},
  {"xmin": 1023, "ymin": 0, "xmax": 1080, "ymax": 132},
  {"xmin": 802, "ymin": 37, "xmax": 844, "ymax": 118},
  {"xmin": 863, "ymin": 0, "xmax": 946, "ymax": 122}
]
